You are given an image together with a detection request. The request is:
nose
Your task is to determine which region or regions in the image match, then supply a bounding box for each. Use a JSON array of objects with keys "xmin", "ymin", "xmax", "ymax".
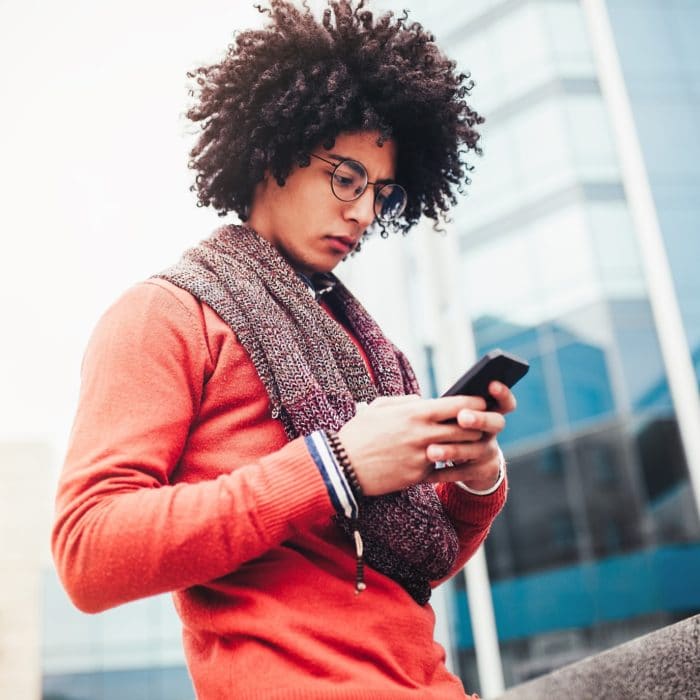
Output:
[{"xmin": 342, "ymin": 189, "xmax": 376, "ymax": 230}]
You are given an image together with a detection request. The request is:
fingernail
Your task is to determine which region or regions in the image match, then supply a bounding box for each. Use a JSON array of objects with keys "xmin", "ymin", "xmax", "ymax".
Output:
[{"xmin": 431, "ymin": 447, "xmax": 445, "ymax": 460}]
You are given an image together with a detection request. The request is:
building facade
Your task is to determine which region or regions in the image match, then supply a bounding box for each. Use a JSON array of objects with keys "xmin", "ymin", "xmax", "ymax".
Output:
[
  {"xmin": 389, "ymin": 0, "xmax": 700, "ymax": 692},
  {"xmin": 42, "ymin": 576, "xmax": 194, "ymax": 700}
]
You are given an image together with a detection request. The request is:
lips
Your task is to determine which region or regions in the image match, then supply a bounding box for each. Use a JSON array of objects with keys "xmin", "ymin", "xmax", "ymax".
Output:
[{"xmin": 326, "ymin": 235, "xmax": 358, "ymax": 255}]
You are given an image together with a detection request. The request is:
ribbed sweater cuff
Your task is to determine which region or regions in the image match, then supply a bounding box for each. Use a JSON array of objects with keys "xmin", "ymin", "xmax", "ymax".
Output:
[
  {"xmin": 440, "ymin": 476, "xmax": 508, "ymax": 525},
  {"xmin": 255, "ymin": 437, "xmax": 336, "ymax": 533}
]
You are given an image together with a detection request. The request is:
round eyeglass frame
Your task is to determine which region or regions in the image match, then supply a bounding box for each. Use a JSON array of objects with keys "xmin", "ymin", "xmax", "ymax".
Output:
[{"xmin": 310, "ymin": 154, "xmax": 407, "ymax": 221}]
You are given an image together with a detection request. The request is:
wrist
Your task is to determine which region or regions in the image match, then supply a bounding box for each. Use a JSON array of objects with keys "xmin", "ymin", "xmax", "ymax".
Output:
[
  {"xmin": 456, "ymin": 449, "xmax": 506, "ymax": 496},
  {"xmin": 304, "ymin": 431, "xmax": 360, "ymax": 519},
  {"xmin": 325, "ymin": 430, "xmax": 363, "ymax": 500}
]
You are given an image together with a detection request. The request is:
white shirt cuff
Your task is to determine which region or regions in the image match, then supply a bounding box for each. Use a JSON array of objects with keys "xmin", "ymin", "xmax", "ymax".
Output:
[{"xmin": 455, "ymin": 448, "xmax": 506, "ymax": 496}]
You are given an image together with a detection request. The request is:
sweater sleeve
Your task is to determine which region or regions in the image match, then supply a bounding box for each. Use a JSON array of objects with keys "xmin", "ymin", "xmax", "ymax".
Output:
[
  {"xmin": 52, "ymin": 282, "xmax": 334, "ymax": 613},
  {"xmin": 434, "ymin": 478, "xmax": 507, "ymax": 580}
]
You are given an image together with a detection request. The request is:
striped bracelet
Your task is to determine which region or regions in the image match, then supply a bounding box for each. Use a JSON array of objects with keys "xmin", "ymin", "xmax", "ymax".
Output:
[
  {"xmin": 325, "ymin": 430, "xmax": 363, "ymax": 499},
  {"xmin": 324, "ymin": 430, "xmax": 366, "ymax": 594}
]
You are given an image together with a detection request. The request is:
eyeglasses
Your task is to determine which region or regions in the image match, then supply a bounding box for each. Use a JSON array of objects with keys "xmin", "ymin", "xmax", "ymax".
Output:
[{"xmin": 310, "ymin": 154, "xmax": 407, "ymax": 221}]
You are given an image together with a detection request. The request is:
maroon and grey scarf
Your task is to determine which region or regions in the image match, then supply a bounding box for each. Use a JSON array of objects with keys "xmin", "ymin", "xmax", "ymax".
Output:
[{"xmin": 155, "ymin": 224, "xmax": 458, "ymax": 604}]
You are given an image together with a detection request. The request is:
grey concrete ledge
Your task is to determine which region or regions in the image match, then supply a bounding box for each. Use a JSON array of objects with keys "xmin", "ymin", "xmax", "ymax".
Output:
[{"xmin": 496, "ymin": 614, "xmax": 699, "ymax": 700}]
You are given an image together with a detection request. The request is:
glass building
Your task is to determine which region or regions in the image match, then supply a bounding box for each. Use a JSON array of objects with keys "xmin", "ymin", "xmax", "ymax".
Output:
[
  {"xmin": 402, "ymin": 0, "xmax": 700, "ymax": 693},
  {"xmin": 40, "ymin": 1, "xmax": 700, "ymax": 697},
  {"xmin": 42, "ymin": 569, "xmax": 194, "ymax": 700}
]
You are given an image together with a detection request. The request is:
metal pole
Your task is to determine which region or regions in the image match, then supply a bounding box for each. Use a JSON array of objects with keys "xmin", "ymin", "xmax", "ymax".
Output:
[
  {"xmin": 581, "ymin": 0, "xmax": 700, "ymax": 515},
  {"xmin": 414, "ymin": 224, "xmax": 506, "ymax": 697},
  {"xmin": 464, "ymin": 548, "xmax": 506, "ymax": 698}
]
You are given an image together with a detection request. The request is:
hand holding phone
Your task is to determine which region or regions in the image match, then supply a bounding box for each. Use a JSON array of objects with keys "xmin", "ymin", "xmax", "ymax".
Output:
[{"xmin": 442, "ymin": 349, "xmax": 529, "ymax": 410}]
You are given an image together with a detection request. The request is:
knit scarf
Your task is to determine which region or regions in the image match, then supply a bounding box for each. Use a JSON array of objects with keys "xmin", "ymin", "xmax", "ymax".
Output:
[{"xmin": 155, "ymin": 225, "xmax": 459, "ymax": 604}]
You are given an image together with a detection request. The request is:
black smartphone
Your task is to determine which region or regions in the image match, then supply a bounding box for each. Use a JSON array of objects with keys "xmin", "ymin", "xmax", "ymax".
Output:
[{"xmin": 442, "ymin": 349, "xmax": 529, "ymax": 409}]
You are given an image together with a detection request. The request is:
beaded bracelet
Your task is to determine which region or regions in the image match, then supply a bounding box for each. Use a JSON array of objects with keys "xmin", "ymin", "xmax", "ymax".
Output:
[
  {"xmin": 325, "ymin": 430, "xmax": 363, "ymax": 499},
  {"xmin": 325, "ymin": 430, "xmax": 366, "ymax": 593}
]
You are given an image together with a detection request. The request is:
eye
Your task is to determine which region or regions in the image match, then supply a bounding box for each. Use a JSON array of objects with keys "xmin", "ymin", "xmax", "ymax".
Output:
[
  {"xmin": 336, "ymin": 160, "xmax": 366, "ymax": 188},
  {"xmin": 332, "ymin": 171, "xmax": 356, "ymax": 189}
]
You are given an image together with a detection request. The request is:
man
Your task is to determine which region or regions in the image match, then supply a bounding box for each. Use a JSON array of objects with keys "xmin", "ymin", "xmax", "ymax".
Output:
[{"xmin": 53, "ymin": 2, "xmax": 515, "ymax": 697}]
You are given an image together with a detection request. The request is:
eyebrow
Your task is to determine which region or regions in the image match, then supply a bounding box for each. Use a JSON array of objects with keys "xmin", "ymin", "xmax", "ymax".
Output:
[{"xmin": 326, "ymin": 152, "xmax": 395, "ymax": 185}]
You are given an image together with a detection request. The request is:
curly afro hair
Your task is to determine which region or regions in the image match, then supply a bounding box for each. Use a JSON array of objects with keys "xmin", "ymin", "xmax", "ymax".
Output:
[{"xmin": 186, "ymin": 0, "xmax": 484, "ymax": 235}]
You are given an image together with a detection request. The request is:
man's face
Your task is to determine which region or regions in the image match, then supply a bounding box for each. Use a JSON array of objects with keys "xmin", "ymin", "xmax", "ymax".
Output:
[{"xmin": 248, "ymin": 131, "xmax": 398, "ymax": 275}]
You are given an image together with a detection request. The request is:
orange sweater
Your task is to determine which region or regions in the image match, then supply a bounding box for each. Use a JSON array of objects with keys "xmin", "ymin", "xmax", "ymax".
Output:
[{"xmin": 52, "ymin": 279, "xmax": 506, "ymax": 699}]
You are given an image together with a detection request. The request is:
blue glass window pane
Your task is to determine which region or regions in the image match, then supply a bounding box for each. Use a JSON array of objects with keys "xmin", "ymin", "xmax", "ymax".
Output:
[
  {"xmin": 608, "ymin": 300, "xmax": 672, "ymax": 411},
  {"xmin": 43, "ymin": 666, "xmax": 194, "ymax": 700},
  {"xmin": 607, "ymin": 0, "xmax": 700, "ymax": 377},
  {"xmin": 473, "ymin": 321, "xmax": 555, "ymax": 445},
  {"xmin": 499, "ymin": 354, "xmax": 553, "ymax": 446},
  {"xmin": 556, "ymin": 342, "xmax": 615, "ymax": 424}
]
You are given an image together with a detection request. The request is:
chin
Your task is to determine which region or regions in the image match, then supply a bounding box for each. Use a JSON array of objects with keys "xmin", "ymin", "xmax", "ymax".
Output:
[{"xmin": 308, "ymin": 259, "xmax": 340, "ymax": 275}]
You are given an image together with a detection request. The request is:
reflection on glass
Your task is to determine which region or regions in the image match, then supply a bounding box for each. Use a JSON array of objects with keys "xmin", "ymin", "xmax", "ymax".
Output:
[
  {"xmin": 541, "ymin": 1, "xmax": 595, "ymax": 77},
  {"xmin": 609, "ymin": 299, "xmax": 671, "ymax": 411},
  {"xmin": 485, "ymin": 443, "xmax": 573, "ymax": 579},
  {"xmin": 565, "ymin": 96, "xmax": 619, "ymax": 180},
  {"xmin": 42, "ymin": 569, "xmax": 193, "ymax": 700},
  {"xmin": 472, "ymin": 307, "xmax": 620, "ymax": 444},
  {"xmin": 447, "ymin": 0, "xmax": 700, "ymax": 693},
  {"xmin": 556, "ymin": 340, "xmax": 614, "ymax": 425},
  {"xmin": 635, "ymin": 415, "xmax": 700, "ymax": 543},
  {"xmin": 43, "ymin": 667, "xmax": 194, "ymax": 700},
  {"xmin": 607, "ymin": 0, "xmax": 700, "ymax": 379},
  {"xmin": 465, "ymin": 418, "xmax": 700, "ymax": 686}
]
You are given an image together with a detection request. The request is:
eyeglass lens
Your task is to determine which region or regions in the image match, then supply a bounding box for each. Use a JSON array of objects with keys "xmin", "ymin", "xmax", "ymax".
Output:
[
  {"xmin": 374, "ymin": 184, "xmax": 407, "ymax": 220},
  {"xmin": 331, "ymin": 160, "xmax": 367, "ymax": 200},
  {"xmin": 330, "ymin": 159, "xmax": 407, "ymax": 221}
]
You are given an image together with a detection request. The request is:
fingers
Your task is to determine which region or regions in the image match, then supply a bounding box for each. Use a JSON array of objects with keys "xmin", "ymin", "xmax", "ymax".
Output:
[
  {"xmin": 425, "ymin": 436, "xmax": 500, "ymax": 465},
  {"xmin": 426, "ymin": 459, "xmax": 501, "ymax": 486},
  {"xmin": 489, "ymin": 381, "xmax": 517, "ymax": 414},
  {"xmin": 455, "ymin": 408, "xmax": 505, "ymax": 434},
  {"xmin": 338, "ymin": 391, "xmax": 512, "ymax": 496},
  {"xmin": 379, "ymin": 395, "xmax": 506, "ymax": 454},
  {"xmin": 430, "ymin": 424, "xmax": 484, "ymax": 444},
  {"xmin": 425, "ymin": 439, "xmax": 502, "ymax": 484},
  {"xmin": 368, "ymin": 393, "xmax": 509, "ymax": 425},
  {"xmin": 423, "ymin": 395, "xmax": 488, "ymax": 422},
  {"xmin": 368, "ymin": 389, "xmax": 515, "ymax": 422}
]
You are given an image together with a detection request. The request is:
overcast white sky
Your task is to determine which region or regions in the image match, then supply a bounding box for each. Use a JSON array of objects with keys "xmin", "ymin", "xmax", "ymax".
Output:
[
  {"xmin": 0, "ymin": 1, "xmax": 253, "ymax": 461},
  {"xmin": 0, "ymin": 0, "xmax": 428, "ymax": 473}
]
